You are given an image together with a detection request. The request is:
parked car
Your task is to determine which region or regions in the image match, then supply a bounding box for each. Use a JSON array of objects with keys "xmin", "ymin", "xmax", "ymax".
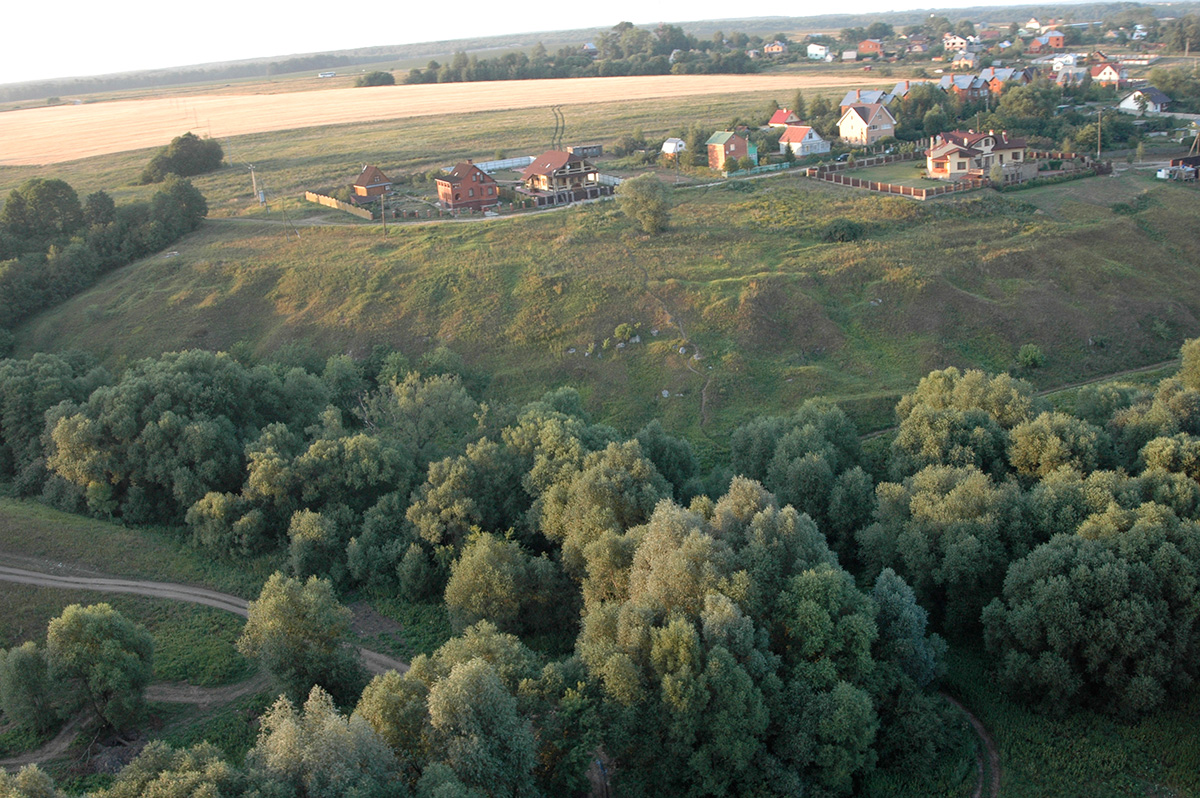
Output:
[{"xmin": 835, "ymin": 153, "xmax": 850, "ymax": 162}]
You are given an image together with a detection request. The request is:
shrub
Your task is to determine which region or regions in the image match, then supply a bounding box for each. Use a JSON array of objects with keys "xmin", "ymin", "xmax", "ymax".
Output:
[
  {"xmin": 1017, "ymin": 343, "xmax": 1045, "ymax": 369},
  {"xmin": 821, "ymin": 218, "xmax": 865, "ymax": 242}
]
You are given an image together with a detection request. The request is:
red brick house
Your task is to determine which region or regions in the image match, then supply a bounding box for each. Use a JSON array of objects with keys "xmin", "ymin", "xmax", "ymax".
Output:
[
  {"xmin": 352, "ymin": 165, "xmax": 392, "ymax": 199},
  {"xmin": 706, "ymin": 131, "xmax": 758, "ymax": 170},
  {"xmin": 858, "ymin": 38, "xmax": 885, "ymax": 57},
  {"xmin": 1028, "ymin": 31, "xmax": 1065, "ymax": 53},
  {"xmin": 518, "ymin": 150, "xmax": 610, "ymax": 206},
  {"xmin": 436, "ymin": 160, "xmax": 500, "ymax": 211}
]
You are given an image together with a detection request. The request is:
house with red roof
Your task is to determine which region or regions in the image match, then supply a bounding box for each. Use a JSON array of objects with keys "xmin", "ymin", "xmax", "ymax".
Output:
[
  {"xmin": 768, "ymin": 109, "xmax": 802, "ymax": 127},
  {"xmin": 1089, "ymin": 63, "xmax": 1128, "ymax": 87},
  {"xmin": 436, "ymin": 160, "xmax": 500, "ymax": 211},
  {"xmin": 518, "ymin": 150, "xmax": 610, "ymax": 206},
  {"xmin": 778, "ymin": 125, "xmax": 831, "ymax": 156},
  {"xmin": 352, "ymin": 165, "xmax": 392, "ymax": 199},
  {"xmin": 926, "ymin": 129, "xmax": 1026, "ymax": 180}
]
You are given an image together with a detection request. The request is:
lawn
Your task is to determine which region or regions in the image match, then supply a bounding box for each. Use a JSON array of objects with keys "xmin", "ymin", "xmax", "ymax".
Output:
[{"xmin": 840, "ymin": 157, "xmax": 938, "ymax": 188}]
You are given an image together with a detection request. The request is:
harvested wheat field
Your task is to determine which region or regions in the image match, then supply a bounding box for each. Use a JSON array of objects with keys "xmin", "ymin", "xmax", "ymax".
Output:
[{"xmin": 1, "ymin": 73, "xmax": 878, "ymax": 166}]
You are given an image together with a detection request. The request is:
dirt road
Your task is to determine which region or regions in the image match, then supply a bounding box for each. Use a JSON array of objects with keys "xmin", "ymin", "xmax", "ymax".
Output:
[
  {"xmin": 0, "ymin": 73, "xmax": 877, "ymax": 166},
  {"xmin": 942, "ymin": 692, "xmax": 1001, "ymax": 798},
  {"xmin": 0, "ymin": 562, "xmax": 409, "ymax": 675}
]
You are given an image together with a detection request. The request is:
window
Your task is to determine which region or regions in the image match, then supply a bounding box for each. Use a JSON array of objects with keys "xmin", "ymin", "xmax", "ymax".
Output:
[{"xmin": 469, "ymin": 188, "xmax": 475, "ymax": 197}]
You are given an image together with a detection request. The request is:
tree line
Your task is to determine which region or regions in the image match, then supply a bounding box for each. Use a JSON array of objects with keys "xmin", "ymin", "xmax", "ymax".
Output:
[
  {"xmin": 402, "ymin": 22, "xmax": 760, "ymax": 84},
  {"xmin": 4, "ymin": 338, "xmax": 1200, "ymax": 794},
  {"xmin": 0, "ymin": 171, "xmax": 208, "ymax": 341}
]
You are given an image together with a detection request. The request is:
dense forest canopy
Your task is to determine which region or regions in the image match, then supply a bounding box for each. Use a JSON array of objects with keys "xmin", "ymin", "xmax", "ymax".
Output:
[{"xmin": 3, "ymin": 332, "xmax": 1200, "ymax": 795}]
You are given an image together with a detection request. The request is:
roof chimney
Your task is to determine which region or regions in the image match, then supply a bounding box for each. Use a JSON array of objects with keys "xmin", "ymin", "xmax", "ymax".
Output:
[
  {"xmin": 466, "ymin": 158, "xmax": 473, "ymax": 164},
  {"xmin": 856, "ymin": 89, "xmax": 861, "ymax": 100}
]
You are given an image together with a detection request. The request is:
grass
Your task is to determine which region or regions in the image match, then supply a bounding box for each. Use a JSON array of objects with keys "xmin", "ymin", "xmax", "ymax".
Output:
[
  {"xmin": 842, "ymin": 158, "xmax": 935, "ymax": 188},
  {"xmin": 13, "ymin": 168, "xmax": 1200, "ymax": 461},
  {"xmin": 157, "ymin": 692, "xmax": 274, "ymax": 766},
  {"xmin": 369, "ymin": 596, "xmax": 453, "ymax": 660},
  {"xmin": 945, "ymin": 645, "xmax": 1200, "ymax": 798},
  {"xmin": 0, "ymin": 584, "xmax": 253, "ymax": 687},
  {"xmin": 0, "ymin": 496, "xmax": 282, "ymax": 598}
]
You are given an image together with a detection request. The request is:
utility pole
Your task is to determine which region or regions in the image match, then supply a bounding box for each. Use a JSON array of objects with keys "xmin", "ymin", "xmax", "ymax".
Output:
[
  {"xmin": 1097, "ymin": 107, "xmax": 1102, "ymax": 160},
  {"xmin": 380, "ymin": 194, "xmax": 387, "ymax": 236}
]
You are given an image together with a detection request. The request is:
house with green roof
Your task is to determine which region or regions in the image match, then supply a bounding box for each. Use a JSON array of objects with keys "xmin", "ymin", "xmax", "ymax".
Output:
[{"xmin": 706, "ymin": 131, "xmax": 758, "ymax": 171}]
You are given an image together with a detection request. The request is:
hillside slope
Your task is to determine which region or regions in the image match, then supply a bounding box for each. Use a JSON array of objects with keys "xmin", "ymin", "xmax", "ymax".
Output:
[{"xmin": 14, "ymin": 171, "xmax": 1199, "ymax": 448}]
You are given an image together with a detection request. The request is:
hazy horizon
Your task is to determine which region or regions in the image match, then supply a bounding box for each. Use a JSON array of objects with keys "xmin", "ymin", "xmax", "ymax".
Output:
[{"xmin": 4, "ymin": 0, "xmax": 1060, "ymax": 86}]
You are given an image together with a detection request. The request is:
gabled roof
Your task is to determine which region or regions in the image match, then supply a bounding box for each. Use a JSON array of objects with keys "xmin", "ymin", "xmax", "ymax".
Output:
[
  {"xmin": 353, "ymin": 165, "xmax": 391, "ymax": 188},
  {"xmin": 661, "ymin": 137, "xmax": 686, "ymax": 153},
  {"xmin": 1128, "ymin": 86, "xmax": 1171, "ymax": 105},
  {"xmin": 938, "ymin": 129, "xmax": 1027, "ymax": 150},
  {"xmin": 938, "ymin": 74, "xmax": 987, "ymax": 92},
  {"xmin": 890, "ymin": 79, "xmax": 930, "ymax": 97},
  {"xmin": 1089, "ymin": 63, "xmax": 1122, "ymax": 77},
  {"xmin": 839, "ymin": 103, "xmax": 895, "ymax": 126},
  {"xmin": 769, "ymin": 109, "xmax": 801, "ymax": 126},
  {"xmin": 979, "ymin": 67, "xmax": 1016, "ymax": 82},
  {"xmin": 439, "ymin": 161, "xmax": 494, "ymax": 184},
  {"xmin": 521, "ymin": 150, "xmax": 587, "ymax": 180},
  {"xmin": 779, "ymin": 125, "xmax": 818, "ymax": 143},
  {"xmin": 926, "ymin": 139, "xmax": 980, "ymax": 160}
]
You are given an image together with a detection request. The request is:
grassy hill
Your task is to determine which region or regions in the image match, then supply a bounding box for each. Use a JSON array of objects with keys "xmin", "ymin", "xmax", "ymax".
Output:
[{"xmin": 12, "ymin": 166, "xmax": 1200, "ymax": 460}]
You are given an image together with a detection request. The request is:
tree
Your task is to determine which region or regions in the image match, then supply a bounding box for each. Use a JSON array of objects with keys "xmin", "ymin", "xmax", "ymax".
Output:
[
  {"xmin": 45, "ymin": 603, "xmax": 154, "ymax": 729},
  {"xmin": 357, "ymin": 71, "xmax": 397, "ymax": 87},
  {"xmin": 139, "ymin": 132, "xmax": 223, "ymax": 184},
  {"xmin": 983, "ymin": 503, "xmax": 1200, "ymax": 715},
  {"xmin": 149, "ymin": 176, "xmax": 208, "ymax": 239},
  {"xmin": 0, "ymin": 642, "xmax": 58, "ymax": 733},
  {"xmin": 444, "ymin": 532, "xmax": 570, "ymax": 635},
  {"xmin": 0, "ymin": 178, "xmax": 83, "ymax": 247},
  {"xmin": 616, "ymin": 173, "xmax": 670, "ymax": 233},
  {"xmin": 248, "ymin": 687, "xmax": 404, "ymax": 797},
  {"xmin": 237, "ymin": 572, "xmax": 366, "ymax": 706},
  {"xmin": 0, "ymin": 765, "xmax": 61, "ymax": 798},
  {"xmin": 426, "ymin": 659, "xmax": 539, "ymax": 797},
  {"xmin": 102, "ymin": 741, "xmax": 247, "ymax": 798}
]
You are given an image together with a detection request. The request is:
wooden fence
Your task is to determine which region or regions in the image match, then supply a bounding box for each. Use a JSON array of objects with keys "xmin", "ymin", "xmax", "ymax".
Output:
[
  {"xmin": 304, "ymin": 191, "xmax": 374, "ymax": 220},
  {"xmin": 806, "ymin": 169, "xmax": 987, "ymax": 199}
]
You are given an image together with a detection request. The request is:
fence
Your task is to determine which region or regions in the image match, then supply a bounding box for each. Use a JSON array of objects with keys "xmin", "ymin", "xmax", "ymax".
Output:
[
  {"xmin": 806, "ymin": 169, "xmax": 987, "ymax": 199},
  {"xmin": 597, "ymin": 174, "xmax": 623, "ymax": 187},
  {"xmin": 304, "ymin": 191, "xmax": 374, "ymax": 220},
  {"xmin": 472, "ymin": 155, "xmax": 536, "ymax": 173},
  {"xmin": 724, "ymin": 162, "xmax": 794, "ymax": 178}
]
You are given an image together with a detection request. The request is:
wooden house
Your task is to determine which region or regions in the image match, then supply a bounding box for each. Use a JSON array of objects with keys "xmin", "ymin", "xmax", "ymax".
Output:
[{"xmin": 352, "ymin": 165, "xmax": 392, "ymax": 199}]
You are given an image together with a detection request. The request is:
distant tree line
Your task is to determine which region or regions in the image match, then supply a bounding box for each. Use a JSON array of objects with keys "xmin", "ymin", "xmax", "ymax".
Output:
[
  {"xmin": 4, "ymin": 333, "xmax": 1200, "ymax": 794},
  {"xmin": 403, "ymin": 21, "xmax": 759, "ymax": 84},
  {"xmin": 0, "ymin": 175, "xmax": 207, "ymax": 336}
]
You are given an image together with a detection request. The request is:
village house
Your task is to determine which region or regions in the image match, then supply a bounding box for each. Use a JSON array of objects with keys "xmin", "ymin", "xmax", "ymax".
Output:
[
  {"xmin": 435, "ymin": 160, "xmax": 500, "ymax": 212},
  {"xmin": 1028, "ymin": 31, "xmax": 1065, "ymax": 53},
  {"xmin": 979, "ymin": 66, "xmax": 1035, "ymax": 95},
  {"xmin": 763, "ymin": 40, "xmax": 788, "ymax": 55},
  {"xmin": 778, "ymin": 124, "xmax": 831, "ymax": 156},
  {"xmin": 352, "ymin": 165, "xmax": 392, "ymax": 199},
  {"xmin": 768, "ymin": 109, "xmax": 802, "ymax": 127},
  {"xmin": 842, "ymin": 50, "xmax": 859, "ymax": 62},
  {"xmin": 951, "ymin": 51, "xmax": 980, "ymax": 70},
  {"xmin": 807, "ymin": 43, "xmax": 830, "ymax": 60},
  {"xmin": 943, "ymin": 33, "xmax": 970, "ymax": 52},
  {"xmin": 518, "ymin": 150, "xmax": 610, "ymax": 207},
  {"xmin": 661, "ymin": 138, "xmax": 686, "ymax": 158},
  {"xmin": 1089, "ymin": 63, "xmax": 1128, "ymax": 87},
  {"xmin": 858, "ymin": 38, "xmax": 885, "ymax": 57},
  {"xmin": 1119, "ymin": 87, "xmax": 1171, "ymax": 114},
  {"xmin": 938, "ymin": 74, "xmax": 989, "ymax": 102},
  {"xmin": 837, "ymin": 103, "xmax": 896, "ymax": 146},
  {"xmin": 926, "ymin": 129, "xmax": 1027, "ymax": 180},
  {"xmin": 890, "ymin": 79, "xmax": 930, "ymax": 100},
  {"xmin": 706, "ymin": 131, "xmax": 758, "ymax": 170}
]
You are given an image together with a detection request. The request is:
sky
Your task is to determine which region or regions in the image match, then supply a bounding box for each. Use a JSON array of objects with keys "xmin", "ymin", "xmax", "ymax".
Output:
[{"xmin": 3, "ymin": 0, "xmax": 1038, "ymax": 86}]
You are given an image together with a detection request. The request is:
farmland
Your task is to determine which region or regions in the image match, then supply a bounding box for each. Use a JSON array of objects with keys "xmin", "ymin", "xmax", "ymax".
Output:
[{"xmin": 0, "ymin": 73, "xmax": 879, "ymax": 167}]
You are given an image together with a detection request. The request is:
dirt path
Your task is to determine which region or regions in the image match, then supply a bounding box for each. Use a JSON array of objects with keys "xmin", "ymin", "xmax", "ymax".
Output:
[
  {"xmin": 0, "ymin": 718, "xmax": 80, "ymax": 770},
  {"xmin": 144, "ymin": 672, "xmax": 272, "ymax": 708},
  {"xmin": 942, "ymin": 692, "xmax": 1001, "ymax": 798},
  {"xmin": 0, "ymin": 561, "xmax": 409, "ymax": 676}
]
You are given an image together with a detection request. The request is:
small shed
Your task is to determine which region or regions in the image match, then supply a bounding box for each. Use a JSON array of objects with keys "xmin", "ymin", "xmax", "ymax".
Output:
[
  {"xmin": 568, "ymin": 144, "xmax": 604, "ymax": 158},
  {"xmin": 661, "ymin": 138, "xmax": 686, "ymax": 157}
]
